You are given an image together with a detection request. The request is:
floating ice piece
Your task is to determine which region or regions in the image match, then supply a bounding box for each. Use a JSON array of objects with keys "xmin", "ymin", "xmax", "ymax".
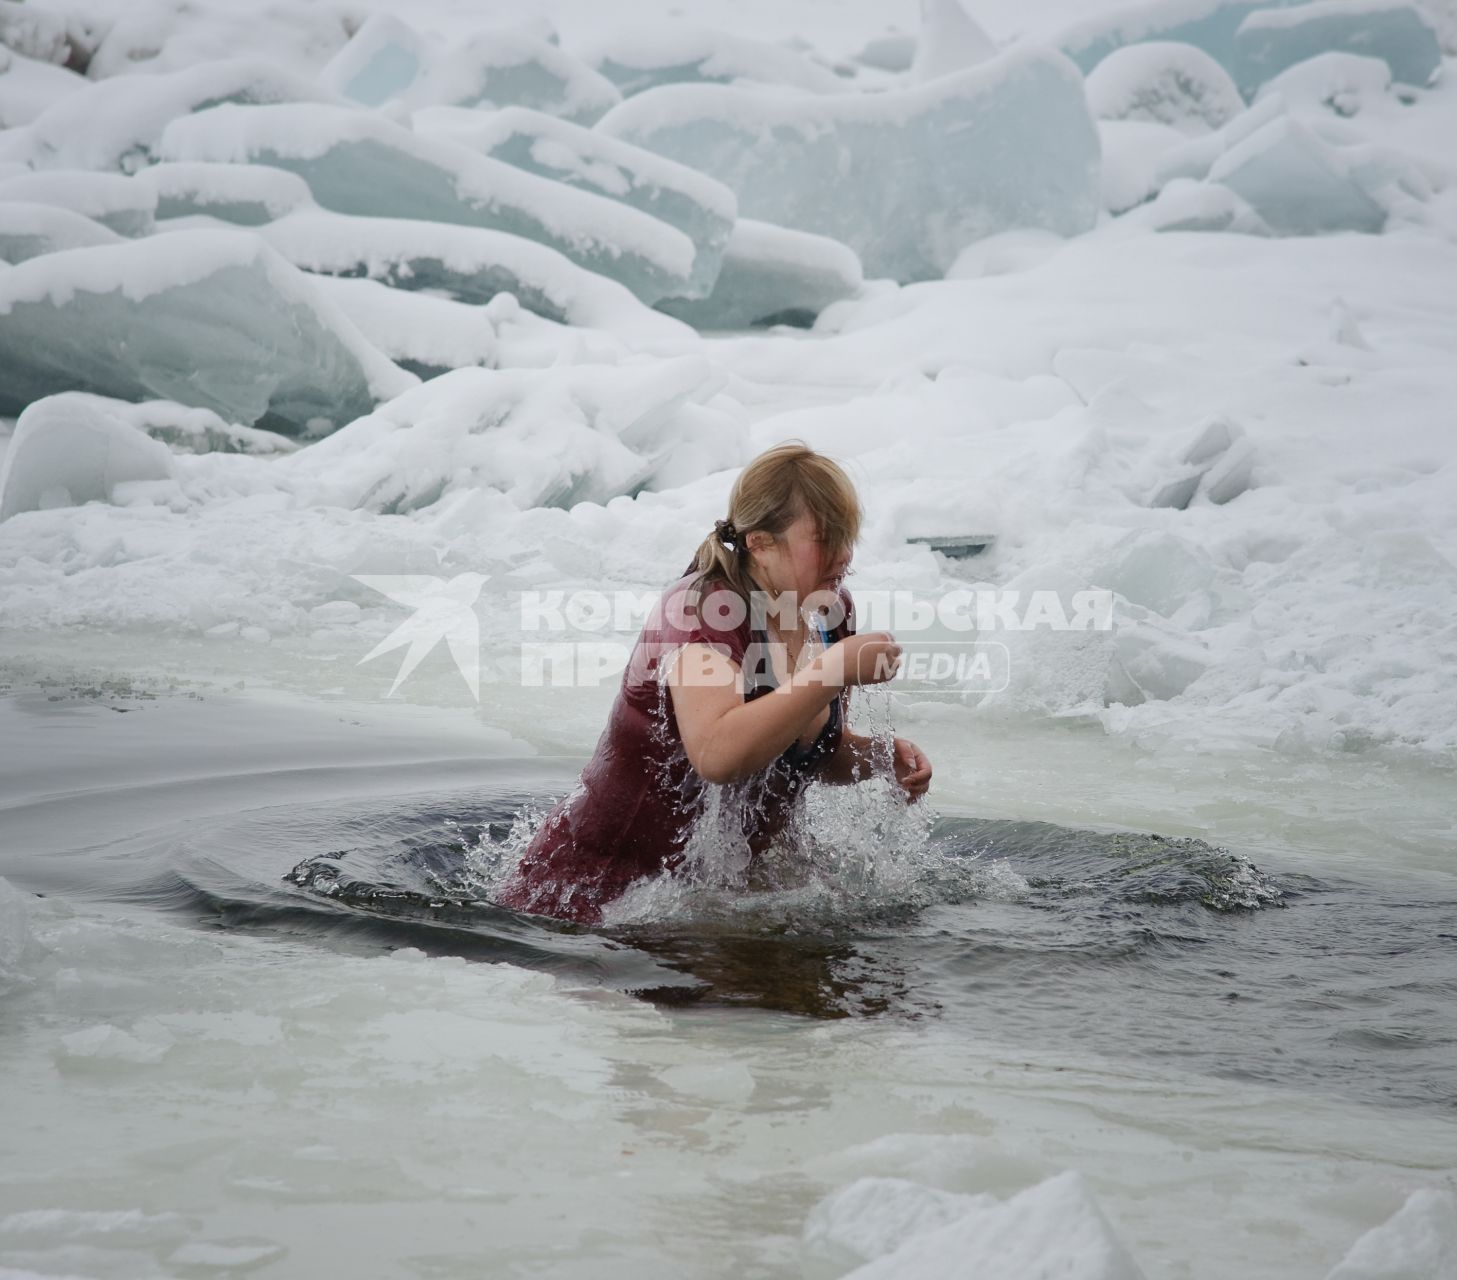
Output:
[
  {"xmin": 0, "ymin": 170, "xmax": 155, "ymax": 236},
  {"xmin": 912, "ymin": 0, "xmax": 996, "ymax": 80},
  {"xmin": 1086, "ymin": 41, "xmax": 1245, "ymax": 130},
  {"xmin": 1324, "ymin": 1188, "xmax": 1457, "ymax": 1280},
  {"xmin": 0, "ymin": 47, "xmax": 85, "ymax": 128},
  {"xmin": 598, "ymin": 47, "xmax": 1100, "ymax": 283},
  {"xmin": 0, "ymin": 229, "xmax": 413, "ymax": 434},
  {"xmin": 805, "ymin": 1178, "xmax": 992, "ymax": 1263},
  {"xmin": 1208, "ymin": 113, "xmax": 1387, "ymax": 232},
  {"xmin": 1111, "ymin": 607, "xmax": 1215, "ymax": 702},
  {"xmin": 256, "ymin": 209, "xmax": 693, "ymax": 346},
  {"xmin": 574, "ymin": 26, "xmax": 846, "ymax": 96},
  {"xmin": 1235, "ymin": 2, "xmax": 1442, "ymax": 91},
  {"xmin": 1137, "ymin": 177, "xmax": 1273, "ymax": 233},
  {"xmin": 0, "ymin": 202, "xmax": 120, "ymax": 264},
  {"xmin": 1254, "ymin": 50, "xmax": 1394, "ymax": 115},
  {"xmin": 0, "ymin": 393, "xmax": 175, "ymax": 522},
  {"xmin": 1149, "ymin": 416, "xmax": 1256, "ymax": 508},
  {"xmin": 289, "ymin": 359, "xmax": 743, "ymax": 514},
  {"xmin": 134, "ymin": 162, "xmax": 312, "ymax": 226},
  {"xmin": 412, "ymin": 104, "xmax": 736, "ymax": 300},
  {"xmin": 159, "ymin": 103, "xmax": 699, "ymax": 305},
  {"xmin": 12, "ymin": 57, "xmax": 325, "ymax": 173},
  {"xmin": 811, "ymin": 1171, "xmax": 1146, "ymax": 1280},
  {"xmin": 319, "ymin": 14, "xmax": 426, "ymax": 108},
  {"xmin": 658, "ymin": 218, "xmax": 862, "ymax": 330}
]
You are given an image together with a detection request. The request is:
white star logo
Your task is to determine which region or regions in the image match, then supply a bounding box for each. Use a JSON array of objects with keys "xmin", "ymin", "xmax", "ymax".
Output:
[{"xmin": 353, "ymin": 573, "xmax": 489, "ymax": 700}]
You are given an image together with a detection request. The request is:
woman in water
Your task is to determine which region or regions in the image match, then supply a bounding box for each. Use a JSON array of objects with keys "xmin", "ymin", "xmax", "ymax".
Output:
[{"xmin": 497, "ymin": 443, "xmax": 932, "ymax": 923}]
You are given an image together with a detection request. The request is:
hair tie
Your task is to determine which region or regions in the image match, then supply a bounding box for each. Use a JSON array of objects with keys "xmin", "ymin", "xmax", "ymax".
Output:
[{"xmin": 714, "ymin": 518, "xmax": 740, "ymax": 549}]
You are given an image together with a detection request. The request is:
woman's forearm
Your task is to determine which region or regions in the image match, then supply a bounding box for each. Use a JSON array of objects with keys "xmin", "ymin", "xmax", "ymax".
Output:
[{"xmin": 694, "ymin": 662, "xmax": 843, "ymax": 784}]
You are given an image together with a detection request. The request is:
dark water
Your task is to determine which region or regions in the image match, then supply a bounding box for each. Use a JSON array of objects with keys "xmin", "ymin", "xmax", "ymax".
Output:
[{"xmin": 75, "ymin": 777, "xmax": 1454, "ymax": 1117}]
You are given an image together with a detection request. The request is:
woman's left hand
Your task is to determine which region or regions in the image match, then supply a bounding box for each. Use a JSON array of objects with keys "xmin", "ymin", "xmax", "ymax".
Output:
[{"xmin": 892, "ymin": 737, "xmax": 932, "ymax": 801}]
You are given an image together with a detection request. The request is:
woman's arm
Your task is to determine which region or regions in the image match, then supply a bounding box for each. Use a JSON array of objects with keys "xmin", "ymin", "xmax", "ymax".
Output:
[
  {"xmin": 667, "ymin": 633, "xmax": 901, "ymax": 785},
  {"xmin": 821, "ymin": 728, "xmax": 934, "ymax": 800}
]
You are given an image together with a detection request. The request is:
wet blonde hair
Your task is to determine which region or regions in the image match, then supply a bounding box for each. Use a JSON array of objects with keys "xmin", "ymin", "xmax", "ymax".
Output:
[{"xmin": 690, "ymin": 441, "xmax": 861, "ymax": 601}]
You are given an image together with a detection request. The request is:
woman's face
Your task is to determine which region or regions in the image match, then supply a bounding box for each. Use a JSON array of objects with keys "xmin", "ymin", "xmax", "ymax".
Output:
[{"xmin": 752, "ymin": 511, "xmax": 852, "ymax": 613}]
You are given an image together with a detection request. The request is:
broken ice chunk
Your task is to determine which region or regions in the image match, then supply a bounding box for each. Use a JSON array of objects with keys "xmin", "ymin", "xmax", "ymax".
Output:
[
  {"xmin": 1207, "ymin": 114, "xmax": 1386, "ymax": 232},
  {"xmin": 597, "ymin": 47, "xmax": 1100, "ymax": 283},
  {"xmin": 1235, "ymin": 1, "xmax": 1442, "ymax": 92},
  {"xmin": 0, "ymin": 229, "xmax": 413, "ymax": 435},
  {"xmin": 657, "ymin": 218, "xmax": 862, "ymax": 330},
  {"xmin": 319, "ymin": 14, "xmax": 425, "ymax": 108},
  {"xmin": 256, "ymin": 208, "xmax": 693, "ymax": 346},
  {"xmin": 1085, "ymin": 41, "xmax": 1245, "ymax": 131},
  {"xmin": 0, "ymin": 202, "xmax": 120, "ymax": 264},
  {"xmin": 412, "ymin": 104, "xmax": 735, "ymax": 300},
  {"xmin": 0, "ymin": 393, "xmax": 176, "ymax": 522},
  {"xmin": 0, "ymin": 170, "xmax": 155, "ymax": 236},
  {"xmin": 135, "ymin": 161, "xmax": 312, "ymax": 226},
  {"xmin": 1149, "ymin": 416, "xmax": 1256, "ymax": 508},
  {"xmin": 158, "ymin": 103, "xmax": 700, "ymax": 305}
]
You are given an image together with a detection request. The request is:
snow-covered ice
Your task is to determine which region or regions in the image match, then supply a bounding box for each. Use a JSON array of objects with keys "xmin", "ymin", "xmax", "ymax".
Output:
[
  {"xmin": 134, "ymin": 160, "xmax": 312, "ymax": 225},
  {"xmin": 0, "ymin": 201, "xmax": 119, "ymax": 264},
  {"xmin": 1234, "ymin": 1, "xmax": 1444, "ymax": 93},
  {"xmin": 158, "ymin": 102, "xmax": 702, "ymax": 304},
  {"xmin": 413, "ymin": 104, "xmax": 737, "ymax": 300}
]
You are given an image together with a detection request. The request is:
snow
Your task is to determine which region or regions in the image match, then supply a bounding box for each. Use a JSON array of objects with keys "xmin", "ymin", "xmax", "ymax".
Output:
[
  {"xmin": 413, "ymin": 104, "xmax": 737, "ymax": 300},
  {"xmin": 0, "ymin": 393, "xmax": 177, "ymax": 522},
  {"xmin": 657, "ymin": 217, "xmax": 863, "ymax": 329},
  {"xmin": 284, "ymin": 359, "xmax": 743, "ymax": 513},
  {"xmin": 1085, "ymin": 40, "xmax": 1246, "ymax": 131},
  {"xmin": 571, "ymin": 25, "xmax": 847, "ymax": 96},
  {"xmin": 157, "ymin": 102, "xmax": 702, "ymax": 304},
  {"xmin": 254, "ymin": 208, "xmax": 695, "ymax": 346},
  {"xmin": 1236, "ymin": 1, "xmax": 1444, "ymax": 91},
  {"xmin": 598, "ymin": 47, "xmax": 1101, "ymax": 282},
  {"xmin": 134, "ymin": 160, "xmax": 312, "ymax": 225},
  {"xmin": 0, "ymin": 0, "xmax": 69, "ymax": 65},
  {"xmin": 0, "ymin": 47, "xmax": 86, "ymax": 129},
  {"xmin": 0, "ymin": 229, "xmax": 413, "ymax": 434},
  {"xmin": 0, "ymin": 170, "xmax": 155, "ymax": 236}
]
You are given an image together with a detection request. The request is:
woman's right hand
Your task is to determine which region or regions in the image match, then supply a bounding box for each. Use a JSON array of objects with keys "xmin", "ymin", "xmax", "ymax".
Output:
[{"xmin": 821, "ymin": 632, "xmax": 902, "ymax": 688}]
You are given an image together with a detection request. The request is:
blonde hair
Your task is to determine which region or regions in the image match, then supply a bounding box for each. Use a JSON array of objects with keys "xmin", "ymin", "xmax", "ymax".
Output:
[{"xmin": 689, "ymin": 442, "xmax": 861, "ymax": 601}]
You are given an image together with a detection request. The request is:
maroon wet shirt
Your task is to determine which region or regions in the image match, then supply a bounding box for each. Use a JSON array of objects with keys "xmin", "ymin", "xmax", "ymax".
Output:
[{"xmin": 495, "ymin": 570, "xmax": 856, "ymax": 923}]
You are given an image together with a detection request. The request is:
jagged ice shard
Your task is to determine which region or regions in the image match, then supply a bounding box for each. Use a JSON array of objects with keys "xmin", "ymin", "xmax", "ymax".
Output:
[
  {"xmin": 413, "ymin": 105, "xmax": 736, "ymax": 300},
  {"xmin": 157, "ymin": 103, "xmax": 701, "ymax": 305},
  {"xmin": 0, "ymin": 229, "xmax": 414, "ymax": 435},
  {"xmin": 596, "ymin": 48, "xmax": 1101, "ymax": 283}
]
